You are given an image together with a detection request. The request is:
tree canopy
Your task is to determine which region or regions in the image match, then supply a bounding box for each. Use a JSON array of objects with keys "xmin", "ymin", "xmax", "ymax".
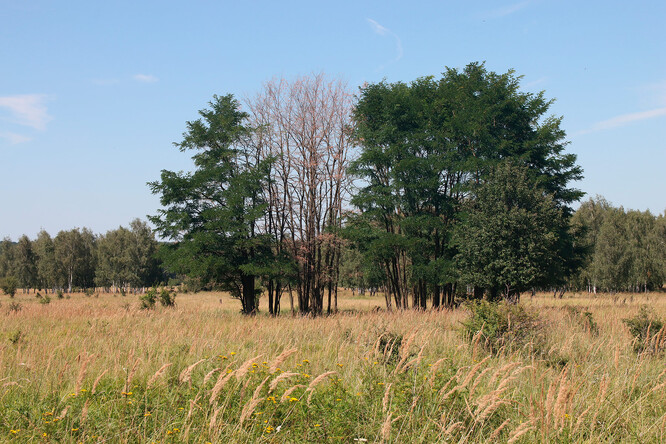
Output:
[
  {"xmin": 149, "ymin": 95, "xmax": 274, "ymax": 314},
  {"xmin": 348, "ymin": 62, "xmax": 583, "ymax": 305}
]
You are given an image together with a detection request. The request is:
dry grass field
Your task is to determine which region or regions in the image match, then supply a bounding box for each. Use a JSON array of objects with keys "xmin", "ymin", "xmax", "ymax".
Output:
[{"xmin": 1, "ymin": 289, "xmax": 665, "ymax": 443}]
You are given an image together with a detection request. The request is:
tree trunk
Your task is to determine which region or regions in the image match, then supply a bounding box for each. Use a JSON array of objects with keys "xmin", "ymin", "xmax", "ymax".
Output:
[
  {"xmin": 241, "ymin": 273, "xmax": 256, "ymax": 315},
  {"xmin": 432, "ymin": 284, "xmax": 441, "ymax": 309}
]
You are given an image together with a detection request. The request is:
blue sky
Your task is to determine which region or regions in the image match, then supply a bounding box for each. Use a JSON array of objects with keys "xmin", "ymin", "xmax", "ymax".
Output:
[{"xmin": 1, "ymin": 0, "xmax": 665, "ymax": 240}]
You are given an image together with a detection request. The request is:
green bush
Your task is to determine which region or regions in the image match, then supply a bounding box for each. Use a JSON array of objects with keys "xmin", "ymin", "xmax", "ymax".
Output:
[
  {"xmin": 140, "ymin": 289, "xmax": 157, "ymax": 310},
  {"xmin": 57, "ymin": 289, "xmax": 64, "ymax": 299},
  {"xmin": 0, "ymin": 276, "xmax": 18, "ymax": 297},
  {"xmin": 462, "ymin": 300, "xmax": 544, "ymax": 354},
  {"xmin": 623, "ymin": 306, "xmax": 665, "ymax": 354},
  {"xmin": 7, "ymin": 301, "xmax": 22, "ymax": 313},
  {"xmin": 377, "ymin": 332, "xmax": 403, "ymax": 365},
  {"xmin": 38, "ymin": 294, "xmax": 51, "ymax": 305},
  {"xmin": 159, "ymin": 288, "xmax": 176, "ymax": 307}
]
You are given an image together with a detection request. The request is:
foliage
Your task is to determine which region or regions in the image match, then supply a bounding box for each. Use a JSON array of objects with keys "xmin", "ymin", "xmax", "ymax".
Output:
[
  {"xmin": 37, "ymin": 293, "xmax": 51, "ymax": 305},
  {"xmin": 623, "ymin": 306, "xmax": 665, "ymax": 354},
  {"xmin": 159, "ymin": 288, "xmax": 176, "ymax": 307},
  {"xmin": 54, "ymin": 228, "xmax": 96, "ymax": 292},
  {"xmin": 571, "ymin": 198, "xmax": 665, "ymax": 292},
  {"xmin": 462, "ymin": 300, "xmax": 544, "ymax": 354},
  {"xmin": 7, "ymin": 301, "xmax": 21, "ymax": 313},
  {"xmin": 349, "ymin": 62, "xmax": 583, "ymax": 309},
  {"xmin": 0, "ymin": 275, "xmax": 18, "ymax": 297},
  {"xmin": 6, "ymin": 329, "xmax": 22, "ymax": 344},
  {"xmin": 453, "ymin": 162, "xmax": 563, "ymax": 301},
  {"xmin": 140, "ymin": 288, "xmax": 157, "ymax": 310},
  {"xmin": 95, "ymin": 219, "xmax": 161, "ymax": 290},
  {"xmin": 149, "ymin": 95, "xmax": 275, "ymax": 315}
]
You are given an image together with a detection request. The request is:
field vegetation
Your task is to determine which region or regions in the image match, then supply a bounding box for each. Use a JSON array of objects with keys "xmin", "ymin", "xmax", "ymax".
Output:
[{"xmin": 2, "ymin": 289, "xmax": 665, "ymax": 443}]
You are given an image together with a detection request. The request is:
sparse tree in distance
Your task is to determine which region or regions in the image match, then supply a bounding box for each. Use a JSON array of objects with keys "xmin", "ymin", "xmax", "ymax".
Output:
[
  {"xmin": 34, "ymin": 230, "xmax": 58, "ymax": 293},
  {"xmin": 54, "ymin": 228, "xmax": 96, "ymax": 292},
  {"xmin": 14, "ymin": 235, "xmax": 37, "ymax": 292}
]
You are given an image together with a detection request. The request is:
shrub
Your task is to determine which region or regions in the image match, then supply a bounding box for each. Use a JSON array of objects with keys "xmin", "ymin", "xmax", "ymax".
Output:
[
  {"xmin": 7, "ymin": 301, "xmax": 22, "ymax": 313},
  {"xmin": 0, "ymin": 276, "xmax": 18, "ymax": 297},
  {"xmin": 57, "ymin": 290, "xmax": 64, "ymax": 299},
  {"xmin": 623, "ymin": 306, "xmax": 665, "ymax": 354},
  {"xmin": 377, "ymin": 332, "xmax": 403, "ymax": 365},
  {"xmin": 84, "ymin": 288, "xmax": 95, "ymax": 297},
  {"xmin": 563, "ymin": 305, "xmax": 599, "ymax": 336},
  {"xmin": 159, "ymin": 288, "xmax": 176, "ymax": 307},
  {"xmin": 38, "ymin": 294, "xmax": 51, "ymax": 305},
  {"xmin": 140, "ymin": 289, "xmax": 157, "ymax": 310},
  {"xmin": 462, "ymin": 300, "xmax": 544, "ymax": 354},
  {"xmin": 7, "ymin": 329, "xmax": 22, "ymax": 345}
]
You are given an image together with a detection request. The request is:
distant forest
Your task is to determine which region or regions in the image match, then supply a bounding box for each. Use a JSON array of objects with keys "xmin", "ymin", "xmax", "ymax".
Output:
[{"xmin": 2, "ymin": 64, "xmax": 664, "ymax": 315}]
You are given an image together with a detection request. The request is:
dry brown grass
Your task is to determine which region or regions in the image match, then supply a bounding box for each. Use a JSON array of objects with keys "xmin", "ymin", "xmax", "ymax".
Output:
[{"xmin": 0, "ymin": 289, "xmax": 665, "ymax": 442}]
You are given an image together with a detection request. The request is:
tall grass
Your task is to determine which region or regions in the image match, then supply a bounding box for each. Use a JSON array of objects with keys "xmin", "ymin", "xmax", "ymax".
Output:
[{"xmin": 1, "ymin": 289, "xmax": 665, "ymax": 442}]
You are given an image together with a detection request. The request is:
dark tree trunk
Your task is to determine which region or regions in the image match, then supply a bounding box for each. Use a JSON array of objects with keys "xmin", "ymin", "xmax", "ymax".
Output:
[
  {"xmin": 241, "ymin": 273, "xmax": 256, "ymax": 315},
  {"xmin": 267, "ymin": 280, "xmax": 275, "ymax": 315},
  {"xmin": 443, "ymin": 282, "xmax": 455, "ymax": 308},
  {"xmin": 432, "ymin": 284, "xmax": 441, "ymax": 309}
]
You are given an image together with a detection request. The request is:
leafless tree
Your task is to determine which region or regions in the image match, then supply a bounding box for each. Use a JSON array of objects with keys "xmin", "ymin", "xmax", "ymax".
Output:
[{"xmin": 247, "ymin": 73, "xmax": 353, "ymax": 315}]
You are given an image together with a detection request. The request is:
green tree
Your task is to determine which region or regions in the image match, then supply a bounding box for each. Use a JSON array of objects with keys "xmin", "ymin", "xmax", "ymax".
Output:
[
  {"xmin": 0, "ymin": 237, "xmax": 16, "ymax": 278},
  {"xmin": 0, "ymin": 275, "xmax": 18, "ymax": 297},
  {"xmin": 592, "ymin": 208, "xmax": 631, "ymax": 292},
  {"xmin": 95, "ymin": 226, "xmax": 136, "ymax": 291},
  {"xmin": 95, "ymin": 219, "xmax": 161, "ymax": 291},
  {"xmin": 54, "ymin": 228, "xmax": 96, "ymax": 292},
  {"xmin": 349, "ymin": 62, "xmax": 582, "ymax": 308},
  {"xmin": 149, "ymin": 95, "xmax": 274, "ymax": 315},
  {"xmin": 34, "ymin": 230, "xmax": 58, "ymax": 292},
  {"xmin": 14, "ymin": 235, "xmax": 37, "ymax": 291},
  {"xmin": 570, "ymin": 196, "xmax": 613, "ymax": 292},
  {"xmin": 452, "ymin": 162, "xmax": 563, "ymax": 302}
]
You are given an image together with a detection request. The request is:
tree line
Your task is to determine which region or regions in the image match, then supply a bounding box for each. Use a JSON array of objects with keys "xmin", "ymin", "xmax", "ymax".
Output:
[
  {"xmin": 3, "ymin": 63, "xmax": 663, "ymax": 312},
  {"xmin": 570, "ymin": 196, "xmax": 665, "ymax": 293},
  {"xmin": 0, "ymin": 219, "xmax": 162, "ymax": 295},
  {"xmin": 147, "ymin": 62, "xmax": 649, "ymax": 317}
]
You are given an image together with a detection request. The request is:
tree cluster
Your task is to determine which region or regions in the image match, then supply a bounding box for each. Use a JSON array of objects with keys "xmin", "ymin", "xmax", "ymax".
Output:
[
  {"xmin": 0, "ymin": 219, "xmax": 162, "ymax": 295},
  {"xmin": 570, "ymin": 196, "xmax": 666, "ymax": 293},
  {"xmin": 150, "ymin": 63, "xmax": 593, "ymax": 314}
]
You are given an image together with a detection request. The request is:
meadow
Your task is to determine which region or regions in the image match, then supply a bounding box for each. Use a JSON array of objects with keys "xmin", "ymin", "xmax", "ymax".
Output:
[{"xmin": 1, "ymin": 289, "xmax": 665, "ymax": 443}]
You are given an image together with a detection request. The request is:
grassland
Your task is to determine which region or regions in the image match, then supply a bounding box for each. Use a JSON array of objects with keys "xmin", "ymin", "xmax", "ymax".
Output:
[{"xmin": 1, "ymin": 289, "xmax": 665, "ymax": 443}]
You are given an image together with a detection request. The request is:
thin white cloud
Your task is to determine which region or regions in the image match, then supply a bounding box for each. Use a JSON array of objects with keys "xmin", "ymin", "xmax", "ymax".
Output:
[
  {"xmin": 484, "ymin": 1, "xmax": 531, "ymax": 19},
  {"xmin": 0, "ymin": 94, "xmax": 52, "ymax": 130},
  {"xmin": 366, "ymin": 18, "xmax": 403, "ymax": 69},
  {"xmin": 133, "ymin": 74, "xmax": 159, "ymax": 83},
  {"xmin": 367, "ymin": 18, "xmax": 389, "ymax": 36},
  {"xmin": 523, "ymin": 77, "xmax": 548, "ymax": 89},
  {"xmin": 577, "ymin": 107, "xmax": 666, "ymax": 135},
  {"xmin": 0, "ymin": 131, "xmax": 32, "ymax": 144}
]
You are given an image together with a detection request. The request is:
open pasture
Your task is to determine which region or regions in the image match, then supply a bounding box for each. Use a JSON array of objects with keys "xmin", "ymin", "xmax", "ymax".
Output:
[{"xmin": 1, "ymin": 290, "xmax": 665, "ymax": 443}]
